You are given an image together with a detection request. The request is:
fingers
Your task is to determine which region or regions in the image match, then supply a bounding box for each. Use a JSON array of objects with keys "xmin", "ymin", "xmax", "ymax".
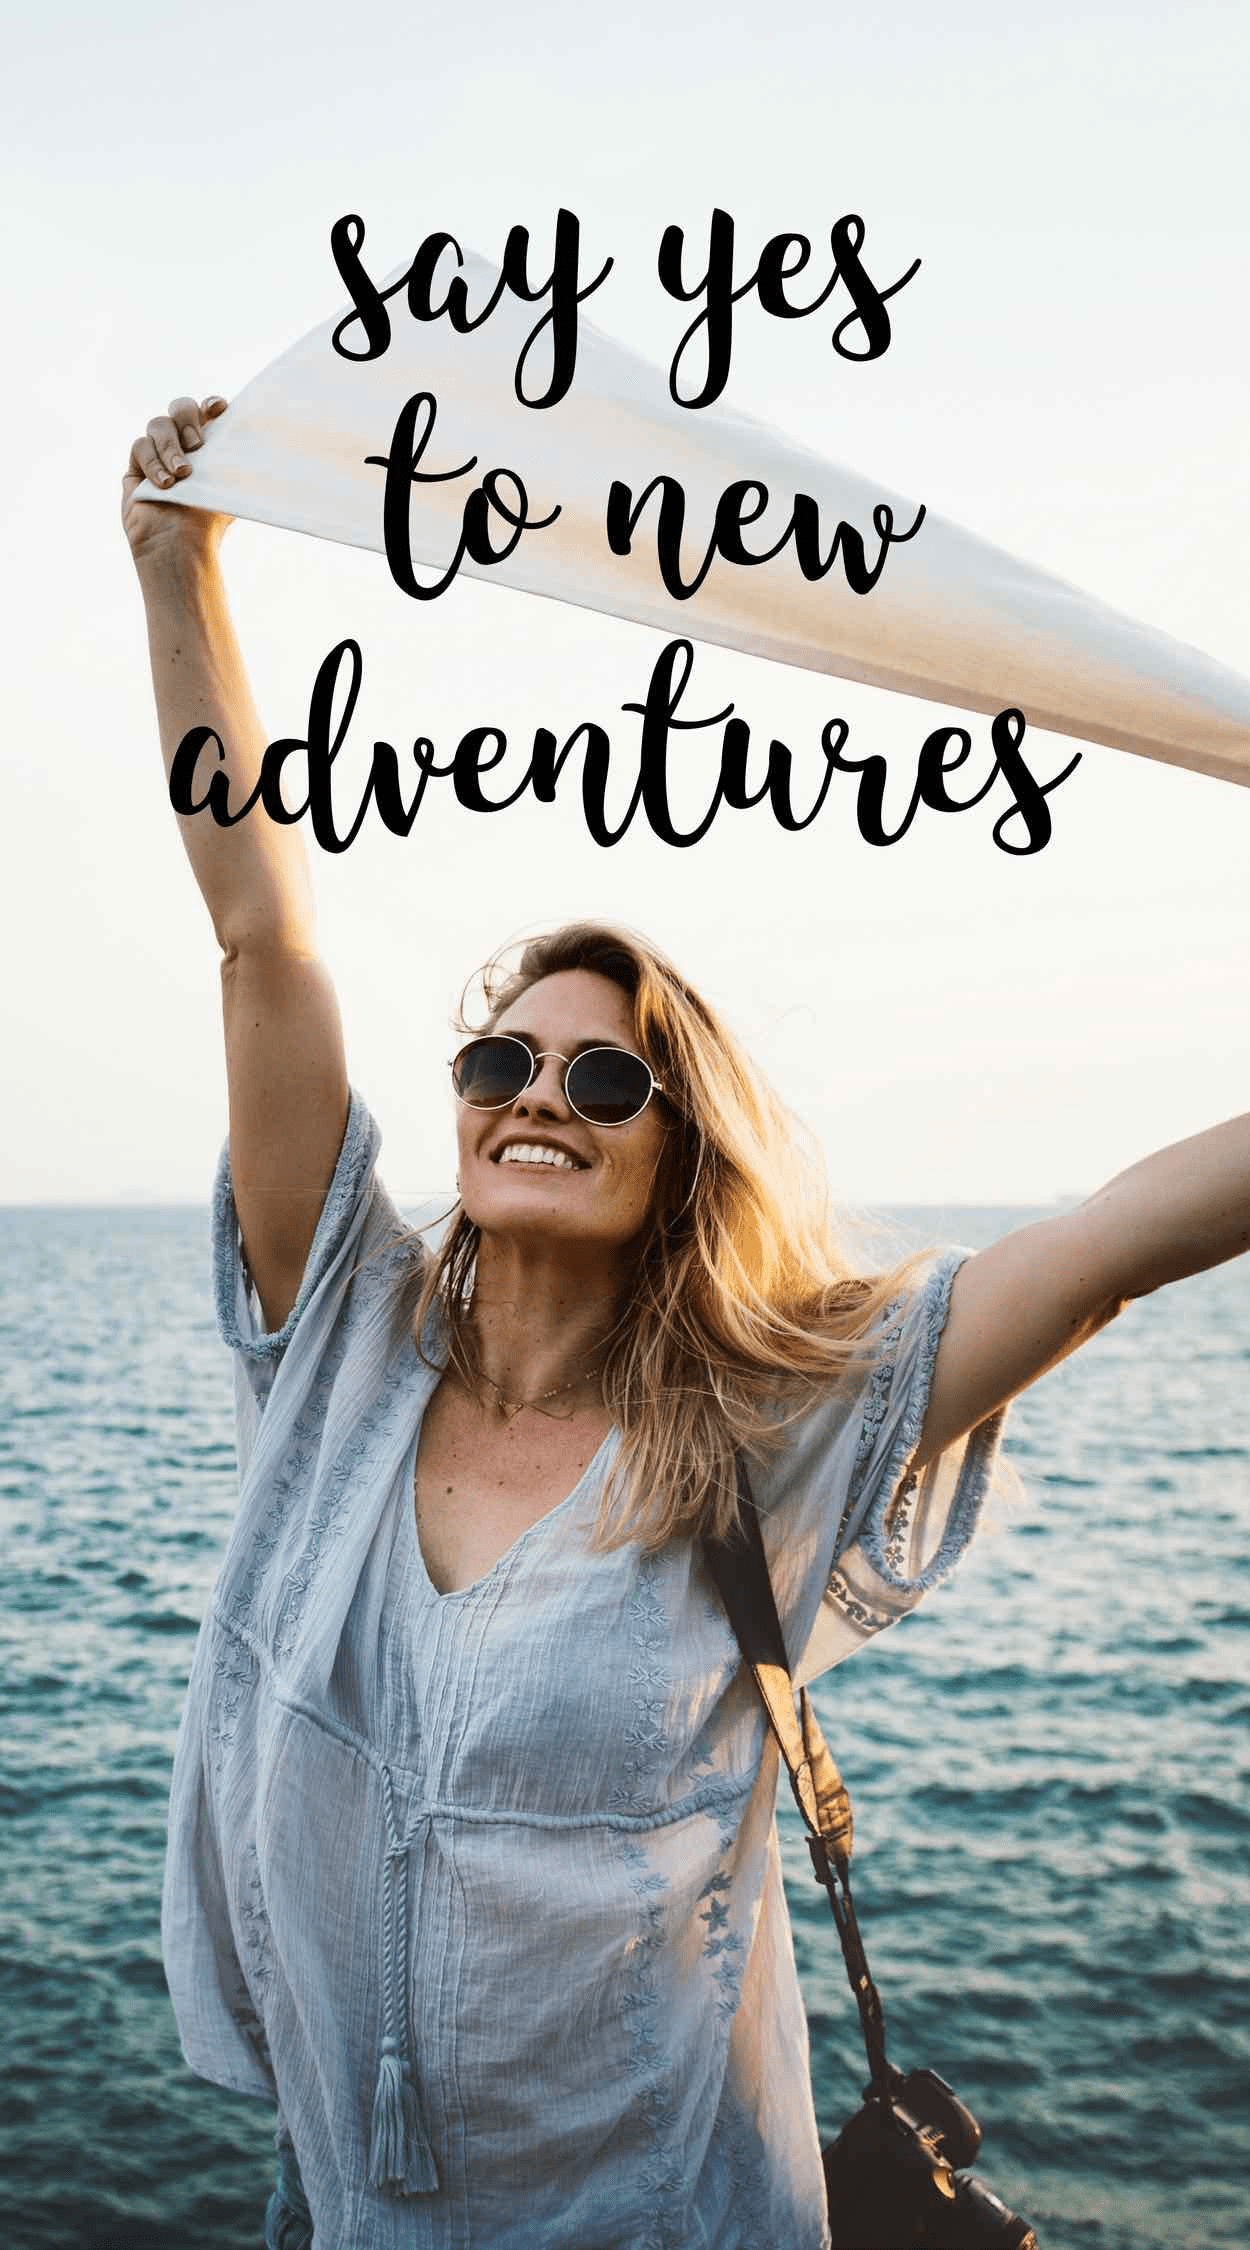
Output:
[
  {"xmin": 168, "ymin": 395, "xmax": 205, "ymax": 454},
  {"xmin": 124, "ymin": 392, "xmax": 228, "ymax": 494},
  {"xmin": 130, "ymin": 431, "xmax": 177, "ymax": 490},
  {"xmin": 146, "ymin": 412, "xmax": 192, "ymax": 485},
  {"xmin": 167, "ymin": 392, "xmax": 226, "ymax": 444}
]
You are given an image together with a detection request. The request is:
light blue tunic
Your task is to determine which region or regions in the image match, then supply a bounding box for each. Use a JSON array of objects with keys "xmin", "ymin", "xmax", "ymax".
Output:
[{"xmin": 162, "ymin": 1091, "xmax": 1007, "ymax": 2249}]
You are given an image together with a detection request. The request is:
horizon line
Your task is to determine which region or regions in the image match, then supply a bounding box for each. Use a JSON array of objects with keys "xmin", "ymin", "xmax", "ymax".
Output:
[{"xmin": 0, "ymin": 1193, "xmax": 1086, "ymax": 1213}]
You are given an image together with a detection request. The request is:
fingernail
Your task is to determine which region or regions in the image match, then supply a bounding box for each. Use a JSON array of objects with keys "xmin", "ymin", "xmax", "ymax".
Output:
[
  {"xmin": 170, "ymin": 454, "xmax": 187, "ymax": 471},
  {"xmin": 204, "ymin": 395, "xmax": 226, "ymax": 409},
  {"xmin": 155, "ymin": 470, "xmax": 172, "ymax": 486},
  {"xmin": 182, "ymin": 427, "xmax": 202, "ymax": 449}
]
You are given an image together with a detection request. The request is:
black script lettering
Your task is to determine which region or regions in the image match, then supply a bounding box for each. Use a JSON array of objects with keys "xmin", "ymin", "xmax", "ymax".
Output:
[
  {"xmin": 527, "ymin": 724, "xmax": 642, "ymax": 846},
  {"xmin": 825, "ymin": 214, "xmax": 921, "ymax": 363},
  {"xmin": 329, "ymin": 213, "xmax": 403, "ymax": 362},
  {"xmin": 916, "ymin": 726, "xmax": 992, "ymax": 812},
  {"xmin": 171, "ymin": 644, "xmax": 1073, "ymax": 859},
  {"xmin": 791, "ymin": 497, "xmax": 925, "ymax": 593},
  {"xmin": 443, "ymin": 726, "xmax": 532, "ymax": 814},
  {"xmin": 825, "ymin": 706, "xmax": 1078, "ymax": 850},
  {"xmin": 321, "ymin": 725, "xmax": 537, "ymax": 844},
  {"xmin": 719, "ymin": 715, "xmax": 850, "ymax": 831},
  {"xmin": 657, "ymin": 208, "xmax": 922, "ymax": 406},
  {"xmin": 657, "ymin": 209, "xmax": 746, "ymax": 411},
  {"xmin": 820, "ymin": 722, "xmax": 923, "ymax": 847},
  {"xmin": 168, "ymin": 727, "xmax": 262, "ymax": 827},
  {"xmin": 605, "ymin": 472, "xmax": 923, "ymax": 600},
  {"xmin": 329, "ymin": 209, "xmax": 611, "ymax": 406},
  {"xmin": 261, "ymin": 639, "xmax": 366, "ymax": 852},
  {"xmin": 366, "ymin": 392, "xmax": 560, "ymax": 601},
  {"xmin": 755, "ymin": 232, "xmax": 829, "ymax": 317},
  {"xmin": 621, "ymin": 638, "xmax": 738, "ymax": 847},
  {"xmin": 987, "ymin": 709, "xmax": 1082, "ymax": 856},
  {"xmin": 354, "ymin": 739, "xmax": 441, "ymax": 840},
  {"xmin": 498, "ymin": 209, "xmax": 613, "ymax": 409},
  {"xmin": 170, "ymin": 642, "xmax": 369, "ymax": 852},
  {"xmin": 618, "ymin": 643, "xmax": 849, "ymax": 844}
]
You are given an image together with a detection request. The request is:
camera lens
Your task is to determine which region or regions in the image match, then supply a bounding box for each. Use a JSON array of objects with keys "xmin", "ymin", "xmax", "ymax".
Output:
[{"xmin": 950, "ymin": 2171, "xmax": 1040, "ymax": 2248}]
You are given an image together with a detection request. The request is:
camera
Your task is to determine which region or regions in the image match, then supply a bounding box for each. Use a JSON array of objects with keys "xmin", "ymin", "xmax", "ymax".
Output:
[{"xmin": 822, "ymin": 2064, "xmax": 1039, "ymax": 2249}]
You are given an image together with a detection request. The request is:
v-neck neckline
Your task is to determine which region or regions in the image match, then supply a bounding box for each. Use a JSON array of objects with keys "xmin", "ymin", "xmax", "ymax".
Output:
[{"xmin": 403, "ymin": 1318, "xmax": 618, "ymax": 1605}]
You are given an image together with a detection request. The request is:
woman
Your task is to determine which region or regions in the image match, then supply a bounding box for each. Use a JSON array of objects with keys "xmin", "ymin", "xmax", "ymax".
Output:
[{"xmin": 125, "ymin": 396, "xmax": 1250, "ymax": 2250}]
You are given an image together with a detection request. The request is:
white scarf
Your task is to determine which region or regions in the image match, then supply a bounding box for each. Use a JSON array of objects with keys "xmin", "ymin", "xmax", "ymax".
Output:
[{"xmin": 139, "ymin": 248, "xmax": 1250, "ymax": 787}]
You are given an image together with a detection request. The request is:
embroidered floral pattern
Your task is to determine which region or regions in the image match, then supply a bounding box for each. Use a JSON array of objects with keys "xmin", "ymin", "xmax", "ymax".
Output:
[
  {"xmin": 697, "ymin": 1868, "xmax": 747, "ymax": 2023},
  {"xmin": 609, "ymin": 1556, "xmax": 670, "ymax": 1815},
  {"xmin": 833, "ymin": 1290, "xmax": 908, "ymax": 1554},
  {"xmin": 712, "ymin": 2087, "xmax": 777, "ymax": 2248},
  {"xmin": 830, "ymin": 1253, "xmax": 985, "ymax": 1599},
  {"xmin": 240, "ymin": 1840, "xmax": 274, "ymax": 2004},
  {"xmin": 618, "ymin": 1838, "xmax": 688, "ymax": 2250},
  {"xmin": 231, "ymin": 1840, "xmax": 275, "ymax": 2078},
  {"xmin": 857, "ymin": 1253, "xmax": 995, "ymax": 1596},
  {"xmin": 882, "ymin": 1466, "xmax": 919, "ymax": 1575},
  {"xmin": 824, "ymin": 1567, "xmax": 899, "ymax": 1635},
  {"xmin": 207, "ymin": 1622, "xmax": 257, "ymax": 1780}
]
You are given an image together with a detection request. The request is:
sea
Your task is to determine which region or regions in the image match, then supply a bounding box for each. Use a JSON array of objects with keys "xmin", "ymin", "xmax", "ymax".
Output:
[{"xmin": 2, "ymin": 1202, "xmax": 1247, "ymax": 2250}]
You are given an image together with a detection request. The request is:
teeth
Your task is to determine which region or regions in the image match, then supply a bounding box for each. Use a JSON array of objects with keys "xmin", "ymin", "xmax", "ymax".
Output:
[{"xmin": 499, "ymin": 1143, "xmax": 579, "ymax": 1170}]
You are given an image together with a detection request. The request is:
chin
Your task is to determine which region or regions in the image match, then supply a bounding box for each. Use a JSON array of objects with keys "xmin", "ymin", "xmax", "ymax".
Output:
[
  {"xmin": 466, "ymin": 1179, "xmax": 642, "ymax": 1259},
  {"xmin": 476, "ymin": 1202, "xmax": 605, "ymax": 1246}
]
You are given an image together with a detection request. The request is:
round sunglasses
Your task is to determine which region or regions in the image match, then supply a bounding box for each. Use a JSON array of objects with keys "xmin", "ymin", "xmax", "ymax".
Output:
[{"xmin": 451, "ymin": 1035, "xmax": 665, "ymax": 1127}]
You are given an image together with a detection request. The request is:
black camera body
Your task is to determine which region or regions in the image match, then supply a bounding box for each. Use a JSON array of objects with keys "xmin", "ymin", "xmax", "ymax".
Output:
[{"xmin": 822, "ymin": 2065, "xmax": 1039, "ymax": 2249}]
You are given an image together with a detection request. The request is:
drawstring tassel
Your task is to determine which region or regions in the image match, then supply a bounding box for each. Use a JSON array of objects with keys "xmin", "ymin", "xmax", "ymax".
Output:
[
  {"xmin": 369, "ymin": 1774, "xmax": 438, "ymax": 2195},
  {"xmin": 368, "ymin": 2036, "xmax": 438, "ymax": 2193}
]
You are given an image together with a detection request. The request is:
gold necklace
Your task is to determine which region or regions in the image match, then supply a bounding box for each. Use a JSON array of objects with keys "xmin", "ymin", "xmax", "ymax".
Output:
[{"xmin": 469, "ymin": 1358, "xmax": 604, "ymax": 1425}]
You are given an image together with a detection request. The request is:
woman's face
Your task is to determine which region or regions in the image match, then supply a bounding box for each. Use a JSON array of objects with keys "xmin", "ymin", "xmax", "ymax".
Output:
[{"xmin": 455, "ymin": 969, "xmax": 672, "ymax": 1261}]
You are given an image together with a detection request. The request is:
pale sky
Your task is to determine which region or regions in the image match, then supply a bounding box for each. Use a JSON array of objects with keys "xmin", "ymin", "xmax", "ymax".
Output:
[{"xmin": 4, "ymin": 0, "xmax": 1248, "ymax": 1203}]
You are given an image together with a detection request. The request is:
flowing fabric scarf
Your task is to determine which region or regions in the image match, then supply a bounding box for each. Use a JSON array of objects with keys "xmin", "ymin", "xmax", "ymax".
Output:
[{"xmin": 138, "ymin": 250, "xmax": 1250, "ymax": 786}]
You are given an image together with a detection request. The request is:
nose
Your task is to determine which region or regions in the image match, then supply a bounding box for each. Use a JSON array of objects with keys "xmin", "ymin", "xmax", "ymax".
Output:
[{"xmin": 512, "ymin": 1050, "xmax": 569, "ymax": 1118}]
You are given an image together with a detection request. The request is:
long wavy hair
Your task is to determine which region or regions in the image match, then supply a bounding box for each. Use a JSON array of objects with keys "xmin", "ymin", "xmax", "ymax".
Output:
[{"xmin": 410, "ymin": 921, "xmax": 933, "ymax": 1551}]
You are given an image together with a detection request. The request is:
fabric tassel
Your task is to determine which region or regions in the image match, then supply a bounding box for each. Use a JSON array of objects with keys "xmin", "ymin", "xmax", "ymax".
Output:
[
  {"xmin": 371, "ymin": 1774, "xmax": 438, "ymax": 2194},
  {"xmin": 368, "ymin": 2035, "xmax": 439, "ymax": 2194}
]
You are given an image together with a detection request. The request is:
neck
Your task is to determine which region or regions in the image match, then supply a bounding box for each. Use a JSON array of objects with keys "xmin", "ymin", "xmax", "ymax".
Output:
[{"xmin": 464, "ymin": 1231, "xmax": 633, "ymax": 1403}]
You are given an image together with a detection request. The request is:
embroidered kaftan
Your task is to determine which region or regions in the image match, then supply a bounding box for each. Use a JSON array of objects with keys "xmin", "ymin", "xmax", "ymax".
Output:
[{"xmin": 161, "ymin": 1092, "xmax": 1007, "ymax": 2249}]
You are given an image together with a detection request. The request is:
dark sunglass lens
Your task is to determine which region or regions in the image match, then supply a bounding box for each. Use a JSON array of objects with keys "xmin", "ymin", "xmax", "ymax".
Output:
[
  {"xmin": 566, "ymin": 1049, "xmax": 653, "ymax": 1124},
  {"xmin": 452, "ymin": 1038, "xmax": 531, "ymax": 1107}
]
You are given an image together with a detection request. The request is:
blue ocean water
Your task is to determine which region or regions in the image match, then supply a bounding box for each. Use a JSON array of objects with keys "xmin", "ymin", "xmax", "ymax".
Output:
[{"xmin": 1, "ymin": 1202, "xmax": 1247, "ymax": 2250}]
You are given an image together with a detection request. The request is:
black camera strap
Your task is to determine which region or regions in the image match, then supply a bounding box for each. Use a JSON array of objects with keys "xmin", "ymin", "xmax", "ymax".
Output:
[{"xmin": 703, "ymin": 1457, "xmax": 894, "ymax": 2102}]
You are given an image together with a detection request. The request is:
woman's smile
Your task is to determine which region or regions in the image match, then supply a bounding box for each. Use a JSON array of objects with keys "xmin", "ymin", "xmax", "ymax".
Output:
[{"xmin": 492, "ymin": 1137, "xmax": 589, "ymax": 1172}]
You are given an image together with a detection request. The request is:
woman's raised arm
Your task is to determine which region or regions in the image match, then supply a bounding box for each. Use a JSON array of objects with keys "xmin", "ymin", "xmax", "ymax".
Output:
[
  {"xmin": 913, "ymin": 1110, "xmax": 1250, "ymax": 1468},
  {"xmin": 124, "ymin": 395, "xmax": 350, "ymax": 1334}
]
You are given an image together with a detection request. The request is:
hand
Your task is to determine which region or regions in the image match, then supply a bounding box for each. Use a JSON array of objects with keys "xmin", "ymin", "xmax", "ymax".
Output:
[{"xmin": 121, "ymin": 394, "xmax": 233, "ymax": 573}]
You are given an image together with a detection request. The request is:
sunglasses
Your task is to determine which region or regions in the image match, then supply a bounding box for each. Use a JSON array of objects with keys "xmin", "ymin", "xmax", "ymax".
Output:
[{"xmin": 450, "ymin": 1035, "xmax": 665, "ymax": 1127}]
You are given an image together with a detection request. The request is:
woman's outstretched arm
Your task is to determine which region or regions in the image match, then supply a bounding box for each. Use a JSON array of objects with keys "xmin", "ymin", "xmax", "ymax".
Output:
[
  {"xmin": 913, "ymin": 1110, "xmax": 1250, "ymax": 1467},
  {"xmin": 124, "ymin": 395, "xmax": 349, "ymax": 1333}
]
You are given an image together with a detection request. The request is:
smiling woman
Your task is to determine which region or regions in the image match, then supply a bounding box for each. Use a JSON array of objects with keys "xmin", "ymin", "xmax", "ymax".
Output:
[
  {"xmin": 125, "ymin": 397, "xmax": 1250, "ymax": 2250},
  {"xmin": 413, "ymin": 958, "xmax": 674, "ymax": 1597}
]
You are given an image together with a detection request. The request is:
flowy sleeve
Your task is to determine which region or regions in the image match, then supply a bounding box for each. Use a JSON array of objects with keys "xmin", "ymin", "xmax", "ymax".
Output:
[
  {"xmin": 759, "ymin": 1250, "xmax": 1011, "ymax": 1686},
  {"xmin": 209, "ymin": 1088, "xmax": 423, "ymax": 1477}
]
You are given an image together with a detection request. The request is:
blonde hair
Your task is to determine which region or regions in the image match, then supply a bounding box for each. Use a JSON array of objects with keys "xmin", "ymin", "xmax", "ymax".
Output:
[{"xmin": 410, "ymin": 921, "xmax": 933, "ymax": 1551}]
